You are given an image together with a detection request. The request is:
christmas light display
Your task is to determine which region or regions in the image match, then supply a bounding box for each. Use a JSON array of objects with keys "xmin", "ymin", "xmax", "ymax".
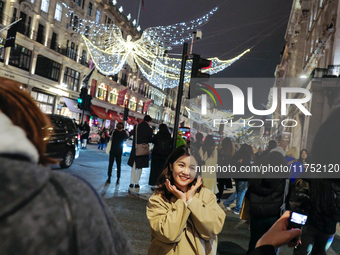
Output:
[
  {"xmin": 187, "ymin": 104, "xmax": 254, "ymax": 141},
  {"xmin": 62, "ymin": 4, "xmax": 250, "ymax": 89}
]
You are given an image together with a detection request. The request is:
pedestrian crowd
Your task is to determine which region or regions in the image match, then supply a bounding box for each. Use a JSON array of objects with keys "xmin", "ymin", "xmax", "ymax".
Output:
[{"xmin": 1, "ymin": 79, "xmax": 340, "ymax": 255}]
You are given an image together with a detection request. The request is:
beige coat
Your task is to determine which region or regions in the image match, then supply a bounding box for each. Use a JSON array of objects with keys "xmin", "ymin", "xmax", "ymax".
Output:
[
  {"xmin": 199, "ymin": 148, "xmax": 219, "ymax": 194},
  {"xmin": 147, "ymin": 187, "xmax": 226, "ymax": 255}
]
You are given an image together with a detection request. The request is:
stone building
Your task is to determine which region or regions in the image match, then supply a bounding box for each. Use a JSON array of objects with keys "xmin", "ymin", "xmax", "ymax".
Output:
[
  {"xmin": 271, "ymin": 0, "xmax": 340, "ymax": 151},
  {"xmin": 0, "ymin": 0, "xmax": 192, "ymax": 131}
]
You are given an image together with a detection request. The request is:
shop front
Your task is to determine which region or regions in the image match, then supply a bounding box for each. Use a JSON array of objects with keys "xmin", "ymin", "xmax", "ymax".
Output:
[{"xmin": 60, "ymin": 97, "xmax": 91, "ymax": 123}]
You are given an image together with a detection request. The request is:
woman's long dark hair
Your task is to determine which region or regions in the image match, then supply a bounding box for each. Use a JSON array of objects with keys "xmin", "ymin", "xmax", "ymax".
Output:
[
  {"xmin": 156, "ymin": 145, "xmax": 203, "ymax": 201},
  {"xmin": 308, "ymin": 107, "xmax": 340, "ymax": 233},
  {"xmin": 220, "ymin": 137, "xmax": 235, "ymax": 157},
  {"xmin": 158, "ymin": 123, "xmax": 170, "ymax": 136},
  {"xmin": 233, "ymin": 144, "xmax": 253, "ymax": 164},
  {"xmin": 202, "ymin": 135, "xmax": 215, "ymax": 158},
  {"xmin": 297, "ymin": 149, "xmax": 309, "ymax": 163}
]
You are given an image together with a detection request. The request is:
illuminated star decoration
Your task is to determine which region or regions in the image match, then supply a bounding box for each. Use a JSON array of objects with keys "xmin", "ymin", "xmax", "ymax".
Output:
[{"xmin": 70, "ymin": 6, "xmax": 250, "ymax": 89}]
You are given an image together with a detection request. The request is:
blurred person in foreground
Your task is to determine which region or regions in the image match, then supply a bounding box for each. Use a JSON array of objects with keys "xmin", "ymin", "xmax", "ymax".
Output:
[
  {"xmin": 0, "ymin": 80, "xmax": 133, "ymax": 255},
  {"xmin": 147, "ymin": 145, "xmax": 225, "ymax": 254},
  {"xmin": 289, "ymin": 107, "xmax": 340, "ymax": 255}
]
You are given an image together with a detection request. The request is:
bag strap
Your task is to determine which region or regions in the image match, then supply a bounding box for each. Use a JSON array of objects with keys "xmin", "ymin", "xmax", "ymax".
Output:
[
  {"xmin": 49, "ymin": 178, "xmax": 79, "ymax": 255},
  {"xmin": 280, "ymin": 179, "xmax": 290, "ymax": 216},
  {"xmin": 135, "ymin": 124, "xmax": 139, "ymax": 148}
]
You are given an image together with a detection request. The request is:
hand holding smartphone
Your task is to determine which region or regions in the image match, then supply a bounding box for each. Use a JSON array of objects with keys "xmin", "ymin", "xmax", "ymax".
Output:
[{"xmin": 287, "ymin": 211, "xmax": 308, "ymax": 243}]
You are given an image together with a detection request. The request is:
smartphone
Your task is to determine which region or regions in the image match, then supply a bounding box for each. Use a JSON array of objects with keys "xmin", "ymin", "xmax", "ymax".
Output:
[{"xmin": 288, "ymin": 211, "xmax": 308, "ymax": 230}]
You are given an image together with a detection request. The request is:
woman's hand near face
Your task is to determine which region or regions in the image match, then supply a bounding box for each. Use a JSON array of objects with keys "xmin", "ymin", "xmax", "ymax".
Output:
[
  {"xmin": 165, "ymin": 179, "xmax": 187, "ymax": 203},
  {"xmin": 186, "ymin": 176, "xmax": 202, "ymax": 201}
]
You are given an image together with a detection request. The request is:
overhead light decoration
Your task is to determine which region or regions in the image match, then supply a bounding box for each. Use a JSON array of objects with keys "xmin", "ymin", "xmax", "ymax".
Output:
[
  {"xmin": 137, "ymin": 25, "xmax": 141, "ymax": 31},
  {"xmin": 62, "ymin": 5, "xmax": 249, "ymax": 89},
  {"xmin": 112, "ymin": 0, "xmax": 117, "ymax": 5},
  {"xmin": 132, "ymin": 19, "xmax": 137, "ymax": 26},
  {"xmin": 127, "ymin": 13, "xmax": 131, "ymax": 20}
]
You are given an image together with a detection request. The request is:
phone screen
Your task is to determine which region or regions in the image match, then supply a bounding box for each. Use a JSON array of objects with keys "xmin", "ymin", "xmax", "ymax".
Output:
[{"xmin": 288, "ymin": 212, "xmax": 308, "ymax": 230}]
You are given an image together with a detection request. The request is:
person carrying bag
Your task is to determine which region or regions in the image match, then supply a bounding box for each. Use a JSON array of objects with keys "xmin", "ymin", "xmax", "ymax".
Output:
[{"xmin": 127, "ymin": 115, "xmax": 153, "ymax": 188}]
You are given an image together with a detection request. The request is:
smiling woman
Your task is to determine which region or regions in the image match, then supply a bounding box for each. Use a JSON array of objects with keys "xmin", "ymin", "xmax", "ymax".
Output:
[{"xmin": 146, "ymin": 145, "xmax": 226, "ymax": 255}]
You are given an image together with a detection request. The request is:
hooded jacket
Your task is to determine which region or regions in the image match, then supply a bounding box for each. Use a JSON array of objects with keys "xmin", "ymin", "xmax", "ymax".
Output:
[{"xmin": 0, "ymin": 113, "xmax": 133, "ymax": 255}]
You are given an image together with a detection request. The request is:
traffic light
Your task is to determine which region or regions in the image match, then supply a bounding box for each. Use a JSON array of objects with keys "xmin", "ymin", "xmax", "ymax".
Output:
[
  {"xmin": 190, "ymin": 54, "xmax": 212, "ymax": 98},
  {"xmin": 84, "ymin": 95, "xmax": 92, "ymax": 111},
  {"xmin": 191, "ymin": 54, "xmax": 211, "ymax": 80},
  {"xmin": 78, "ymin": 87, "xmax": 87, "ymax": 110}
]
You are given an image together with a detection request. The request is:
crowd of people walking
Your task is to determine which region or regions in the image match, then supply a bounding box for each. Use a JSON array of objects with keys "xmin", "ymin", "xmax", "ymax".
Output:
[{"xmin": 2, "ymin": 78, "xmax": 340, "ymax": 255}]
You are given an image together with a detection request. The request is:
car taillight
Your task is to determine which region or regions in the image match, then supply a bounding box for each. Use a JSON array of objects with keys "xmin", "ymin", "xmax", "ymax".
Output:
[{"xmin": 78, "ymin": 134, "xmax": 81, "ymax": 140}]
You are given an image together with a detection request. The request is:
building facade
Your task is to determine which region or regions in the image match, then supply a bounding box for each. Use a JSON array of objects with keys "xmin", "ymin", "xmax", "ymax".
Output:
[
  {"xmin": 0, "ymin": 0, "xmax": 196, "ymax": 132},
  {"xmin": 270, "ymin": 0, "xmax": 340, "ymax": 151}
]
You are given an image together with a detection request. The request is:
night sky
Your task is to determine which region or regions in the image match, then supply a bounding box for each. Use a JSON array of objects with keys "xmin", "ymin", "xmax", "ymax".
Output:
[{"xmin": 117, "ymin": 0, "xmax": 294, "ymax": 113}]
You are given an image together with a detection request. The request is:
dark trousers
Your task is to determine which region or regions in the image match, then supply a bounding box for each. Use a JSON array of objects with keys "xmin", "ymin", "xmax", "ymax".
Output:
[
  {"xmin": 108, "ymin": 153, "xmax": 122, "ymax": 179},
  {"xmin": 247, "ymin": 216, "xmax": 279, "ymax": 254},
  {"xmin": 217, "ymin": 178, "xmax": 233, "ymax": 199},
  {"xmin": 293, "ymin": 223, "xmax": 334, "ymax": 255}
]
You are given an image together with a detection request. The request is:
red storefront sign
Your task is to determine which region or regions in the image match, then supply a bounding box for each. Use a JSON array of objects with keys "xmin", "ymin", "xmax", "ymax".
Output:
[
  {"xmin": 143, "ymin": 100, "xmax": 153, "ymax": 113},
  {"xmin": 117, "ymin": 88, "xmax": 128, "ymax": 106}
]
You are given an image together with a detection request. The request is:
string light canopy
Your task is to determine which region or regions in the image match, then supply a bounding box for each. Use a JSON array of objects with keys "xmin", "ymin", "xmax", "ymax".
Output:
[
  {"xmin": 187, "ymin": 105, "xmax": 254, "ymax": 138},
  {"xmin": 63, "ymin": 4, "xmax": 250, "ymax": 89}
]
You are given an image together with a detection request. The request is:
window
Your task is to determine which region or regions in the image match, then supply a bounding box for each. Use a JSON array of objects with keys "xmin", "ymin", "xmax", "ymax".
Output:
[
  {"xmin": 9, "ymin": 44, "xmax": 32, "ymax": 71},
  {"xmin": 73, "ymin": 16, "xmax": 79, "ymax": 31},
  {"xmin": 35, "ymin": 55, "xmax": 61, "ymax": 81},
  {"xmin": 41, "ymin": 0, "xmax": 49, "ymax": 12},
  {"xmin": 84, "ymin": 25, "xmax": 89, "ymax": 37},
  {"xmin": 36, "ymin": 24, "xmax": 44, "ymax": 44},
  {"xmin": 50, "ymin": 32, "xmax": 57, "ymax": 50},
  {"xmin": 77, "ymin": 0, "xmax": 81, "ymax": 7},
  {"xmin": 54, "ymin": 3, "xmax": 62, "ymax": 21},
  {"xmin": 0, "ymin": 37, "xmax": 4, "ymax": 62},
  {"xmin": 97, "ymin": 83, "xmax": 108, "ymax": 101},
  {"xmin": 129, "ymin": 97, "xmax": 137, "ymax": 111},
  {"xmin": 88, "ymin": 2, "xmax": 93, "ymax": 16},
  {"xmin": 63, "ymin": 67, "xmax": 80, "ymax": 92},
  {"xmin": 96, "ymin": 10, "xmax": 100, "ymax": 23},
  {"xmin": 31, "ymin": 90, "xmax": 55, "ymax": 114},
  {"xmin": 109, "ymin": 88, "xmax": 118, "ymax": 104}
]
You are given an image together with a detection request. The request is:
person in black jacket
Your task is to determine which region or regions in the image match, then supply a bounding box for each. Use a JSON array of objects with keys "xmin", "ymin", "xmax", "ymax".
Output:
[
  {"xmin": 289, "ymin": 107, "xmax": 340, "ymax": 255},
  {"xmin": 106, "ymin": 122, "xmax": 129, "ymax": 185},
  {"xmin": 149, "ymin": 124, "xmax": 172, "ymax": 189},
  {"xmin": 246, "ymin": 141, "xmax": 288, "ymax": 255},
  {"xmin": 128, "ymin": 115, "xmax": 153, "ymax": 188},
  {"xmin": 216, "ymin": 137, "xmax": 235, "ymax": 203}
]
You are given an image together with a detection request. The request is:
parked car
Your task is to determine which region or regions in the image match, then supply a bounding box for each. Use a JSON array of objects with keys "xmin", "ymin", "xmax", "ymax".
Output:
[
  {"xmin": 45, "ymin": 114, "xmax": 80, "ymax": 168},
  {"xmin": 88, "ymin": 132, "xmax": 100, "ymax": 143}
]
